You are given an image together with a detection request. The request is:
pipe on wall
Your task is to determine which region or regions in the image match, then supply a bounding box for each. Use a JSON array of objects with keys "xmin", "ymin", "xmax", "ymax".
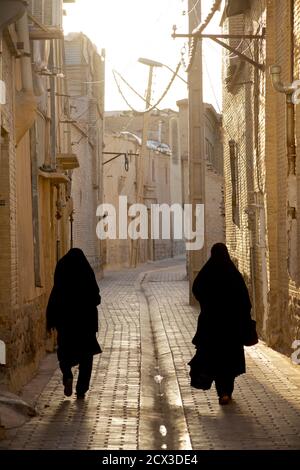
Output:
[
  {"xmin": 49, "ymin": 41, "xmax": 56, "ymax": 171},
  {"xmin": 269, "ymin": 65, "xmax": 296, "ymax": 175},
  {"xmin": 269, "ymin": 64, "xmax": 298, "ymax": 280},
  {"xmin": 15, "ymin": 11, "xmax": 37, "ymax": 144}
]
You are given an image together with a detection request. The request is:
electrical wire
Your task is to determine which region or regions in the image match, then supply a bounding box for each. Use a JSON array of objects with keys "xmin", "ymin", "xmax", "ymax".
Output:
[
  {"xmin": 223, "ymin": 39, "xmax": 255, "ymax": 60},
  {"xmin": 192, "ymin": 1, "xmax": 200, "ymax": 25},
  {"xmin": 183, "ymin": 0, "xmax": 222, "ymax": 72},
  {"xmin": 203, "ymin": 51, "xmax": 255, "ymax": 177},
  {"xmin": 103, "ymin": 0, "xmax": 177, "ymax": 90},
  {"xmin": 192, "ymin": 0, "xmax": 222, "ymax": 35},
  {"xmin": 202, "ymin": 52, "xmax": 222, "ymax": 115},
  {"xmin": 112, "ymin": 70, "xmax": 144, "ymax": 112},
  {"xmin": 225, "ymin": 39, "xmax": 244, "ymax": 59},
  {"xmin": 113, "ymin": 70, "xmax": 159, "ymax": 109},
  {"xmin": 185, "ymin": 0, "xmax": 201, "ymax": 16},
  {"xmin": 112, "ymin": 62, "xmax": 181, "ymax": 115}
]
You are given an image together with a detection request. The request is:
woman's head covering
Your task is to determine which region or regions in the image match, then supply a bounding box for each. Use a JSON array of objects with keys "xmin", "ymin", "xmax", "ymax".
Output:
[
  {"xmin": 210, "ymin": 243, "xmax": 231, "ymax": 262},
  {"xmin": 54, "ymin": 248, "xmax": 95, "ymax": 289},
  {"xmin": 46, "ymin": 248, "xmax": 101, "ymax": 331},
  {"xmin": 192, "ymin": 241, "xmax": 251, "ymax": 317},
  {"xmin": 58, "ymin": 247, "xmax": 90, "ymax": 270}
]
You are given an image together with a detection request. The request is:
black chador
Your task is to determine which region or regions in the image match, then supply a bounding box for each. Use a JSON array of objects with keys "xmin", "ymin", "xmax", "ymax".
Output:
[
  {"xmin": 46, "ymin": 248, "xmax": 102, "ymax": 399},
  {"xmin": 189, "ymin": 243, "xmax": 253, "ymax": 405}
]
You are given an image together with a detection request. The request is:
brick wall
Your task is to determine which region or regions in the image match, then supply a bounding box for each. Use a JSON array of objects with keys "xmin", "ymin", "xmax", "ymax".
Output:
[
  {"xmin": 102, "ymin": 131, "xmax": 176, "ymax": 267},
  {"xmin": 205, "ymin": 167, "xmax": 225, "ymax": 252},
  {"xmin": 0, "ymin": 40, "xmax": 15, "ymax": 374},
  {"xmin": 177, "ymin": 99, "xmax": 225, "ymax": 258},
  {"xmin": 0, "ymin": 22, "xmax": 74, "ymax": 390},
  {"xmin": 222, "ymin": 0, "xmax": 267, "ymax": 325},
  {"xmin": 71, "ymin": 124, "xmax": 101, "ymax": 270},
  {"xmin": 223, "ymin": 0, "xmax": 300, "ymax": 355},
  {"xmin": 290, "ymin": 0, "xmax": 300, "ymax": 348},
  {"xmin": 276, "ymin": 0, "xmax": 300, "ymax": 352},
  {"xmin": 102, "ymin": 134, "xmax": 138, "ymax": 268},
  {"xmin": 154, "ymin": 240, "xmax": 172, "ymax": 260},
  {"xmin": 0, "ymin": 38, "xmax": 48, "ymax": 390},
  {"xmin": 66, "ymin": 34, "xmax": 104, "ymax": 273}
]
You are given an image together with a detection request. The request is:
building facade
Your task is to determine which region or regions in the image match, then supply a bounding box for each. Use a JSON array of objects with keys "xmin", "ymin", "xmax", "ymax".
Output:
[
  {"xmin": 103, "ymin": 125, "xmax": 174, "ymax": 269},
  {"xmin": 0, "ymin": 0, "xmax": 79, "ymax": 391},
  {"xmin": 65, "ymin": 32, "xmax": 105, "ymax": 272},
  {"xmin": 177, "ymin": 99, "xmax": 225, "ymax": 259},
  {"xmin": 222, "ymin": 0, "xmax": 300, "ymax": 355},
  {"xmin": 104, "ymin": 103, "xmax": 224, "ymax": 268}
]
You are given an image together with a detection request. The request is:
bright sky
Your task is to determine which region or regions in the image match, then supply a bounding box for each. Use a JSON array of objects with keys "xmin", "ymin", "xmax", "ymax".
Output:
[{"xmin": 63, "ymin": 0, "xmax": 222, "ymax": 113}]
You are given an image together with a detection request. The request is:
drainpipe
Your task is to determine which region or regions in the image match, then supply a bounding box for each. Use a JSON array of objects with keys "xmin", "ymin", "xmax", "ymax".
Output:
[
  {"xmin": 259, "ymin": 201, "xmax": 269, "ymax": 335},
  {"xmin": 269, "ymin": 65, "xmax": 297, "ymax": 278},
  {"xmin": 48, "ymin": 41, "xmax": 56, "ymax": 171},
  {"xmin": 15, "ymin": 11, "xmax": 37, "ymax": 144},
  {"xmin": 249, "ymin": 228, "xmax": 256, "ymax": 319},
  {"xmin": 16, "ymin": 12, "xmax": 33, "ymax": 90},
  {"xmin": 269, "ymin": 65, "xmax": 296, "ymax": 175},
  {"xmin": 69, "ymin": 210, "xmax": 74, "ymax": 249}
]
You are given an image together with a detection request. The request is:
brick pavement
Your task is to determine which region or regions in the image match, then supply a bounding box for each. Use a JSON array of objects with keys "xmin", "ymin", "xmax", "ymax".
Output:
[
  {"xmin": 143, "ymin": 267, "xmax": 300, "ymax": 450},
  {"xmin": 1, "ymin": 257, "xmax": 300, "ymax": 450}
]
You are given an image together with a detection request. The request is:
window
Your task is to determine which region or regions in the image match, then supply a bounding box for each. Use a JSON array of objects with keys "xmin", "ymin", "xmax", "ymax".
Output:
[
  {"xmin": 152, "ymin": 159, "xmax": 156, "ymax": 182},
  {"xmin": 229, "ymin": 139, "xmax": 240, "ymax": 227},
  {"xmin": 170, "ymin": 118, "xmax": 179, "ymax": 164},
  {"xmin": 205, "ymin": 138, "xmax": 214, "ymax": 166},
  {"xmin": 30, "ymin": 125, "xmax": 42, "ymax": 287}
]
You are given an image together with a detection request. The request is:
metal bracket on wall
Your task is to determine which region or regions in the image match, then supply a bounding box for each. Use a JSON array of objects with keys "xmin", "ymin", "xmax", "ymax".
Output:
[
  {"xmin": 103, "ymin": 151, "xmax": 139, "ymax": 172},
  {"xmin": 172, "ymin": 29, "xmax": 266, "ymax": 71}
]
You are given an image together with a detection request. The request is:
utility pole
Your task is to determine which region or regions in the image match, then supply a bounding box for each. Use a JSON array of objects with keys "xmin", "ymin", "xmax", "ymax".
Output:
[
  {"xmin": 131, "ymin": 58, "xmax": 162, "ymax": 267},
  {"xmin": 188, "ymin": 0, "xmax": 206, "ymax": 304}
]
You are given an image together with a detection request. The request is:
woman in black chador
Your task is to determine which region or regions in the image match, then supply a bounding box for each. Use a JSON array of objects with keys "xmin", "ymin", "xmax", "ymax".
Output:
[
  {"xmin": 190, "ymin": 243, "xmax": 252, "ymax": 405},
  {"xmin": 46, "ymin": 248, "xmax": 101, "ymax": 399}
]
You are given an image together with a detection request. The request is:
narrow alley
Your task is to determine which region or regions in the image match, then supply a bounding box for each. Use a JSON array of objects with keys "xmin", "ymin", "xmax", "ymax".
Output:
[{"xmin": 1, "ymin": 257, "xmax": 300, "ymax": 451}]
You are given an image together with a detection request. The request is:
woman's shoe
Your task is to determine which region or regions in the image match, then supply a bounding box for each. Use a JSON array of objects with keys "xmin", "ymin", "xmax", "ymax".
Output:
[
  {"xmin": 76, "ymin": 392, "xmax": 85, "ymax": 399},
  {"xmin": 219, "ymin": 394, "xmax": 231, "ymax": 405}
]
